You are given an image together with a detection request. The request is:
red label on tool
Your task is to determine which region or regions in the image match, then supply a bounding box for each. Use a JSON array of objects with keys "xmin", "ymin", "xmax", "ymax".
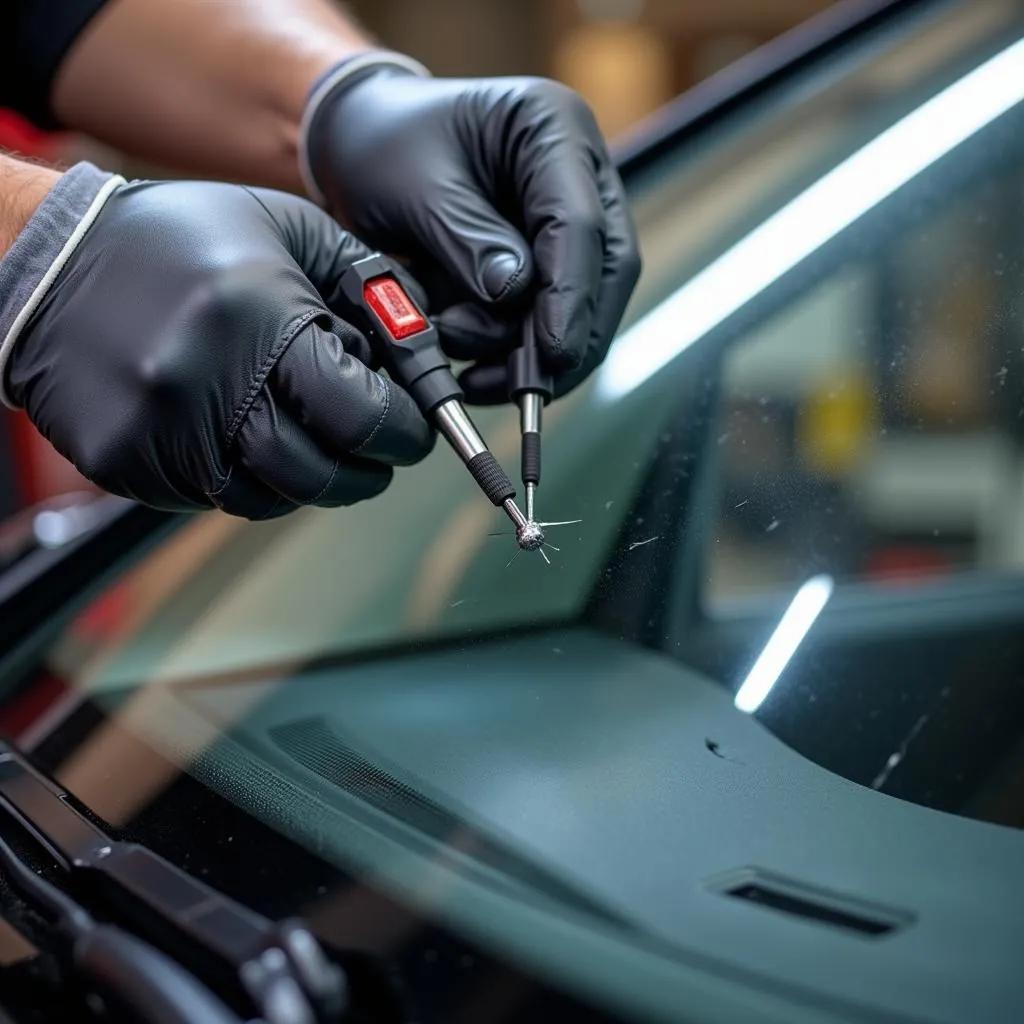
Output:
[{"xmin": 364, "ymin": 276, "xmax": 428, "ymax": 340}]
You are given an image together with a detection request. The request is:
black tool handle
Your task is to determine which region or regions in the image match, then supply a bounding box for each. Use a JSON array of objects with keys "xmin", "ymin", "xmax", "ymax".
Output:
[
  {"xmin": 338, "ymin": 255, "xmax": 463, "ymax": 414},
  {"xmin": 466, "ymin": 452, "xmax": 516, "ymax": 506},
  {"xmin": 509, "ymin": 319, "xmax": 550, "ymax": 488},
  {"xmin": 521, "ymin": 433, "xmax": 541, "ymax": 487},
  {"xmin": 507, "ymin": 320, "xmax": 553, "ymax": 402}
]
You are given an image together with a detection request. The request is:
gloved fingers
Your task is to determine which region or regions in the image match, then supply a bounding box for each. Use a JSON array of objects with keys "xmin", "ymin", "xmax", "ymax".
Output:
[
  {"xmin": 241, "ymin": 185, "xmax": 434, "ymax": 332},
  {"xmin": 551, "ymin": 345, "xmax": 607, "ymax": 400},
  {"xmin": 242, "ymin": 186, "xmax": 377, "ymax": 308},
  {"xmin": 514, "ymin": 137, "xmax": 606, "ymax": 373},
  {"xmin": 432, "ymin": 301, "xmax": 520, "ymax": 362},
  {"xmin": 457, "ymin": 361, "xmax": 510, "ymax": 406},
  {"xmin": 416, "ymin": 178, "xmax": 535, "ymax": 306},
  {"xmin": 272, "ymin": 320, "xmax": 435, "ymax": 467},
  {"xmin": 238, "ymin": 389, "xmax": 393, "ymax": 506},
  {"xmin": 442, "ymin": 168, "xmax": 637, "ymax": 400},
  {"xmin": 210, "ymin": 461, "xmax": 299, "ymax": 521},
  {"xmin": 446, "ymin": 143, "xmax": 609, "ymax": 397},
  {"xmin": 545, "ymin": 168, "xmax": 640, "ymax": 400},
  {"xmin": 430, "ymin": 164, "xmax": 632, "ymax": 389},
  {"xmin": 324, "ymin": 311, "xmax": 376, "ymax": 369}
]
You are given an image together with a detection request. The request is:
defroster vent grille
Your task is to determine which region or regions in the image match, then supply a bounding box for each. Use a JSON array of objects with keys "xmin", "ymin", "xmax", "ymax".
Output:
[{"xmin": 269, "ymin": 716, "xmax": 627, "ymax": 927}]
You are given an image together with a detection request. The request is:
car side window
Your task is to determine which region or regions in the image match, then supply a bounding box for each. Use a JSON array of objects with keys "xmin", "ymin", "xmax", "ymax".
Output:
[{"xmin": 706, "ymin": 106, "xmax": 1024, "ymax": 607}]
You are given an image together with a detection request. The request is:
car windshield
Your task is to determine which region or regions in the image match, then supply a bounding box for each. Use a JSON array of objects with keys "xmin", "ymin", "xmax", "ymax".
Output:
[
  {"xmin": 16, "ymin": 0, "xmax": 1024, "ymax": 1014},
  {"xmin": 44, "ymin": 0, "xmax": 1024, "ymax": 671}
]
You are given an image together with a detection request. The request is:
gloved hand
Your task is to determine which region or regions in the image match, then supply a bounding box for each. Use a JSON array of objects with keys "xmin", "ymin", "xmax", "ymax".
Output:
[
  {"xmin": 302, "ymin": 57, "xmax": 641, "ymax": 403},
  {"xmin": 3, "ymin": 174, "xmax": 434, "ymax": 519}
]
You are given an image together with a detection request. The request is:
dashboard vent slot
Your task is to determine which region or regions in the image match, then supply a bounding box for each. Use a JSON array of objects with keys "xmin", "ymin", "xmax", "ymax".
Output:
[{"xmin": 713, "ymin": 869, "xmax": 912, "ymax": 938}]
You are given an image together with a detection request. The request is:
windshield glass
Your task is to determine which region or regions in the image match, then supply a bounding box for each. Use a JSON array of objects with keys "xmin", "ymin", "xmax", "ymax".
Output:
[
  {"xmin": 13, "ymin": 0, "xmax": 1024, "ymax": 1015},
  {"xmin": 42, "ymin": 0, "xmax": 1024, "ymax": 687}
]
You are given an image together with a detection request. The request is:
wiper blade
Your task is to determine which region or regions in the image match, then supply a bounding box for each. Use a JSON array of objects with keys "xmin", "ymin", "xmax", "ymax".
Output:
[
  {"xmin": 0, "ymin": 828, "xmax": 243, "ymax": 1024},
  {"xmin": 0, "ymin": 746, "xmax": 347, "ymax": 1024}
]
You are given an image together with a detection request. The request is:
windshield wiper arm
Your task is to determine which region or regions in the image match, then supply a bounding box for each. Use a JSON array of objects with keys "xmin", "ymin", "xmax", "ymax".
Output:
[
  {"xmin": 0, "ymin": 828, "xmax": 244, "ymax": 1024},
  {"xmin": 0, "ymin": 746, "xmax": 347, "ymax": 1024}
]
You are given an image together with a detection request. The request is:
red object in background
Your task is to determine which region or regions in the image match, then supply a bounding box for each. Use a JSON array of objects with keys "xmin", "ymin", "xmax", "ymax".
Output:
[
  {"xmin": 0, "ymin": 108, "xmax": 57, "ymax": 159},
  {"xmin": 7, "ymin": 409, "xmax": 45, "ymax": 507},
  {"xmin": 0, "ymin": 671, "xmax": 69, "ymax": 741},
  {"xmin": 5, "ymin": 408, "xmax": 94, "ymax": 506},
  {"xmin": 865, "ymin": 546, "xmax": 951, "ymax": 584}
]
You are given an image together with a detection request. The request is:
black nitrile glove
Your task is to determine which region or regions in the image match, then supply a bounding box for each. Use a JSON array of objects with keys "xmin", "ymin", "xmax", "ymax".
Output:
[
  {"xmin": 302, "ymin": 56, "xmax": 641, "ymax": 403},
  {"xmin": 2, "ymin": 170, "xmax": 433, "ymax": 519}
]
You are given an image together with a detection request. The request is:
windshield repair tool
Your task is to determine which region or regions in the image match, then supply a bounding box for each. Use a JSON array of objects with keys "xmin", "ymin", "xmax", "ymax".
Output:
[
  {"xmin": 500, "ymin": 319, "xmax": 584, "ymax": 562},
  {"xmin": 338, "ymin": 255, "xmax": 529, "ymax": 535},
  {"xmin": 508, "ymin": 318, "xmax": 552, "ymax": 527}
]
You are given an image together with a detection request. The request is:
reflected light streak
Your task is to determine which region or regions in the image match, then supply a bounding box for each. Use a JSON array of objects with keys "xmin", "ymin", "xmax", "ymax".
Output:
[
  {"xmin": 597, "ymin": 37, "xmax": 1024, "ymax": 401},
  {"xmin": 734, "ymin": 574, "xmax": 834, "ymax": 713}
]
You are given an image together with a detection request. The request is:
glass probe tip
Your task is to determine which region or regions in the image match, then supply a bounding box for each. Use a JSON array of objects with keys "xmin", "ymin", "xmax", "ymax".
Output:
[
  {"xmin": 502, "ymin": 498, "xmax": 546, "ymax": 551},
  {"xmin": 517, "ymin": 521, "xmax": 546, "ymax": 552}
]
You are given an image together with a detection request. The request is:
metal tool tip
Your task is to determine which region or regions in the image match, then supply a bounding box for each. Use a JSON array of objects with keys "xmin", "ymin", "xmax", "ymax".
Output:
[
  {"xmin": 516, "ymin": 520, "xmax": 546, "ymax": 551},
  {"xmin": 502, "ymin": 497, "xmax": 528, "ymax": 531}
]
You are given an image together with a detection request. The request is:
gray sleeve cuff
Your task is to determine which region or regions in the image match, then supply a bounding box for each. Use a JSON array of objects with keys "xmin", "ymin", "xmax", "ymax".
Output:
[{"xmin": 0, "ymin": 162, "xmax": 125, "ymax": 408}]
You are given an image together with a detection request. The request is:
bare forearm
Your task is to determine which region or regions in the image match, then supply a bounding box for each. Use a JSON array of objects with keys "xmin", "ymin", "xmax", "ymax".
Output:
[
  {"xmin": 0, "ymin": 155, "xmax": 61, "ymax": 257},
  {"xmin": 52, "ymin": 0, "xmax": 374, "ymax": 192}
]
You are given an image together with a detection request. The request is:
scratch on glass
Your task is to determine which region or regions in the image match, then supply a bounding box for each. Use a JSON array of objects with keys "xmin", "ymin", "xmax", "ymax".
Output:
[
  {"xmin": 871, "ymin": 713, "xmax": 929, "ymax": 789},
  {"xmin": 628, "ymin": 535, "xmax": 660, "ymax": 551}
]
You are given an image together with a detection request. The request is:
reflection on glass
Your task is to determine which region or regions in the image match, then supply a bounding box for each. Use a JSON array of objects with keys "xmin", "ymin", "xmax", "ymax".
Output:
[
  {"xmin": 734, "ymin": 574, "xmax": 834, "ymax": 712},
  {"xmin": 597, "ymin": 37, "xmax": 1024, "ymax": 401}
]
